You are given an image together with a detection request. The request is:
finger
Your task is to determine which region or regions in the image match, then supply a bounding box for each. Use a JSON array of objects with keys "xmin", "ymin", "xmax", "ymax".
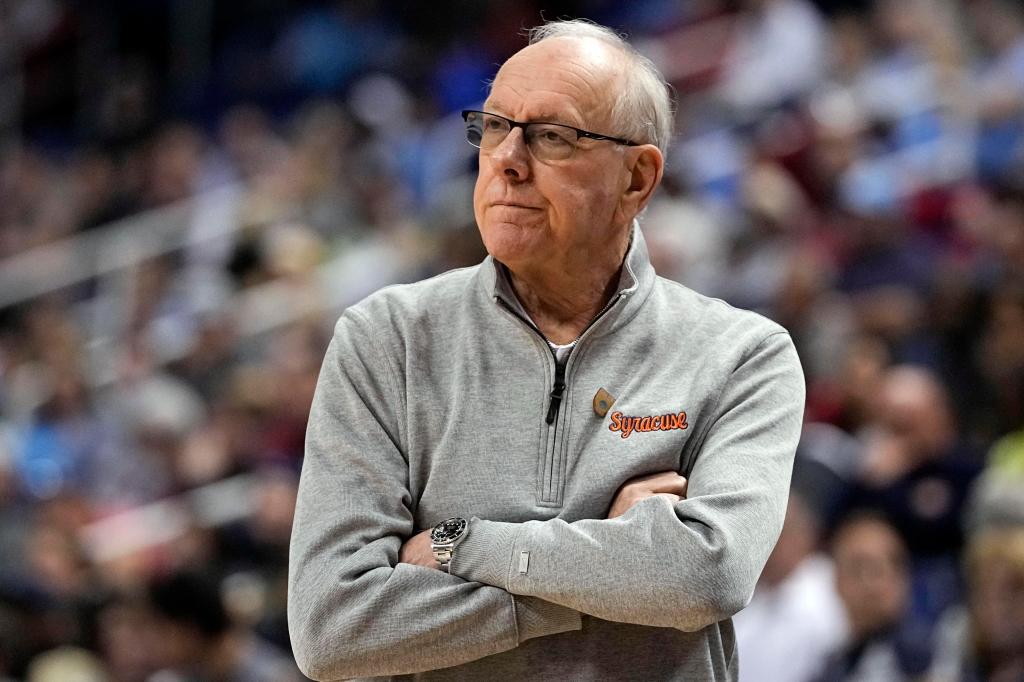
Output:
[
  {"xmin": 607, "ymin": 498, "xmax": 628, "ymax": 519},
  {"xmin": 402, "ymin": 550, "xmax": 436, "ymax": 568},
  {"xmin": 619, "ymin": 471, "xmax": 685, "ymax": 494},
  {"xmin": 414, "ymin": 555, "xmax": 438, "ymax": 568},
  {"xmin": 399, "ymin": 529, "xmax": 433, "ymax": 566},
  {"xmin": 653, "ymin": 493, "xmax": 681, "ymax": 505},
  {"xmin": 399, "ymin": 543, "xmax": 428, "ymax": 565},
  {"xmin": 647, "ymin": 474, "xmax": 687, "ymax": 497},
  {"xmin": 627, "ymin": 470, "xmax": 681, "ymax": 485}
]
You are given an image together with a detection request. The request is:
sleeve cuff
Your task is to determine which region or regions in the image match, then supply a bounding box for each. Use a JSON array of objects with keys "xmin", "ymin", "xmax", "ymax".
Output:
[
  {"xmin": 513, "ymin": 595, "xmax": 582, "ymax": 643},
  {"xmin": 450, "ymin": 520, "xmax": 581, "ymax": 644},
  {"xmin": 449, "ymin": 518, "xmax": 519, "ymax": 588}
]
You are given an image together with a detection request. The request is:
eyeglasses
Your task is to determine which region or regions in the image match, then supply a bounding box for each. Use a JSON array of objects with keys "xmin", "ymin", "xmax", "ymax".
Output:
[{"xmin": 461, "ymin": 110, "xmax": 638, "ymax": 162}]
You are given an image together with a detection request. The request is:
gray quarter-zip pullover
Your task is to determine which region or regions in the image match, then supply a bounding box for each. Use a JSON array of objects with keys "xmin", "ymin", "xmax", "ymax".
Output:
[{"xmin": 288, "ymin": 227, "xmax": 805, "ymax": 681}]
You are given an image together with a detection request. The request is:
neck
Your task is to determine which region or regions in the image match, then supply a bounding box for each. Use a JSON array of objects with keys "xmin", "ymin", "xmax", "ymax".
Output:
[{"xmin": 508, "ymin": 230, "xmax": 630, "ymax": 345}]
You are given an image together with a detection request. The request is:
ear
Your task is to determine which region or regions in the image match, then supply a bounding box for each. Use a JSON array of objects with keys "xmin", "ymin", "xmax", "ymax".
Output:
[{"xmin": 616, "ymin": 145, "xmax": 664, "ymax": 224}]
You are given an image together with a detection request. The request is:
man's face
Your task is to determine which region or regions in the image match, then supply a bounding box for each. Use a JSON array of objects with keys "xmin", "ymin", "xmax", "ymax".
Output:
[
  {"xmin": 473, "ymin": 37, "xmax": 634, "ymax": 274},
  {"xmin": 833, "ymin": 518, "xmax": 909, "ymax": 638}
]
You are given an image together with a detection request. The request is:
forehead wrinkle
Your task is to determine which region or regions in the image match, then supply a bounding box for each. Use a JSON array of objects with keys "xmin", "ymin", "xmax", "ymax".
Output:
[
  {"xmin": 486, "ymin": 82, "xmax": 589, "ymax": 128},
  {"xmin": 489, "ymin": 41, "xmax": 624, "ymax": 131},
  {"xmin": 545, "ymin": 37, "xmax": 625, "ymax": 123},
  {"xmin": 489, "ymin": 91, "xmax": 589, "ymax": 123}
]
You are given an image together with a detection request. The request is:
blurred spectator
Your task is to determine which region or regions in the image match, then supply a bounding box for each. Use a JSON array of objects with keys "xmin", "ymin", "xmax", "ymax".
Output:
[
  {"xmin": 25, "ymin": 646, "xmax": 109, "ymax": 682},
  {"xmin": 850, "ymin": 0, "xmax": 971, "ymax": 189},
  {"xmin": 930, "ymin": 525, "xmax": 1024, "ymax": 682},
  {"xmin": 215, "ymin": 468, "xmax": 298, "ymax": 651},
  {"xmin": 144, "ymin": 124, "xmax": 207, "ymax": 208},
  {"xmin": 734, "ymin": 490, "xmax": 847, "ymax": 682},
  {"xmin": 791, "ymin": 423, "xmax": 865, "ymax": 527},
  {"xmin": 94, "ymin": 592, "xmax": 156, "ymax": 682},
  {"xmin": 989, "ymin": 428, "xmax": 1024, "ymax": 478},
  {"xmin": 968, "ymin": 0, "xmax": 1024, "ymax": 182},
  {"xmin": 146, "ymin": 569, "xmax": 301, "ymax": 682},
  {"xmin": 981, "ymin": 311, "xmax": 1024, "ymax": 435},
  {"xmin": 642, "ymin": 175, "xmax": 729, "ymax": 296},
  {"xmin": 716, "ymin": 0, "xmax": 828, "ymax": 115},
  {"xmin": 0, "ymin": 1, "xmax": 1022, "ymax": 677},
  {"xmin": 806, "ymin": 335, "xmax": 890, "ymax": 435},
  {"xmin": 816, "ymin": 511, "xmax": 932, "ymax": 681},
  {"xmin": 849, "ymin": 365, "xmax": 983, "ymax": 623}
]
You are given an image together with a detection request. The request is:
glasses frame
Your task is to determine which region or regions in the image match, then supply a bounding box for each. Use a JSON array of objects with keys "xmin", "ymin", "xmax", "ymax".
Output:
[{"xmin": 461, "ymin": 110, "xmax": 639, "ymax": 160}]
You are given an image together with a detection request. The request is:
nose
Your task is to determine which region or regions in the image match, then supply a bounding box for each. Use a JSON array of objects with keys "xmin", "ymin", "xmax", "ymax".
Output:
[{"xmin": 488, "ymin": 126, "xmax": 531, "ymax": 181}]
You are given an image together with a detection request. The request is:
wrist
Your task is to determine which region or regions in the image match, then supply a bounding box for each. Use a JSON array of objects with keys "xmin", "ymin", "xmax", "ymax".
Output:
[
  {"xmin": 430, "ymin": 517, "xmax": 469, "ymax": 572},
  {"xmin": 448, "ymin": 518, "xmax": 521, "ymax": 587}
]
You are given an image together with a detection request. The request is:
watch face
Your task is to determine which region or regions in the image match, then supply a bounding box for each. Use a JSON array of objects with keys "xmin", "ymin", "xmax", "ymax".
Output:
[{"xmin": 431, "ymin": 517, "xmax": 467, "ymax": 544}]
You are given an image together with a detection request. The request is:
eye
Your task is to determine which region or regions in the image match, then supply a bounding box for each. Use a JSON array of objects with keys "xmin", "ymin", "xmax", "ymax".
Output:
[
  {"xmin": 483, "ymin": 116, "xmax": 507, "ymax": 132},
  {"xmin": 529, "ymin": 125, "xmax": 574, "ymax": 148}
]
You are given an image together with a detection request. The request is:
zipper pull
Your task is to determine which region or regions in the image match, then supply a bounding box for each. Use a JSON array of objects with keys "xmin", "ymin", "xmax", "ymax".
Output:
[{"xmin": 545, "ymin": 364, "xmax": 567, "ymax": 425}]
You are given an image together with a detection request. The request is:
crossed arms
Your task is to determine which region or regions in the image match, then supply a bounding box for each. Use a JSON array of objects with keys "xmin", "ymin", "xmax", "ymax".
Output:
[
  {"xmin": 287, "ymin": 311, "xmax": 804, "ymax": 680},
  {"xmin": 398, "ymin": 469, "xmax": 689, "ymax": 568}
]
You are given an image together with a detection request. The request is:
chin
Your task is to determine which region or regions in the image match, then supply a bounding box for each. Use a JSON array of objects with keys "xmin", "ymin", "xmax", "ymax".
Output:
[{"xmin": 478, "ymin": 219, "xmax": 545, "ymax": 266}]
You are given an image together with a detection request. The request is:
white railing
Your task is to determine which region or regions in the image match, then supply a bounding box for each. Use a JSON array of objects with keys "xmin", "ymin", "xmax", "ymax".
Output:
[
  {"xmin": 79, "ymin": 472, "xmax": 258, "ymax": 562},
  {"xmin": 0, "ymin": 183, "xmax": 244, "ymax": 309}
]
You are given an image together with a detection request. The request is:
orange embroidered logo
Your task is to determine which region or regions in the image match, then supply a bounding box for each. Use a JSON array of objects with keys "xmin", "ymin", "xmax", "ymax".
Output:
[{"xmin": 608, "ymin": 411, "xmax": 689, "ymax": 439}]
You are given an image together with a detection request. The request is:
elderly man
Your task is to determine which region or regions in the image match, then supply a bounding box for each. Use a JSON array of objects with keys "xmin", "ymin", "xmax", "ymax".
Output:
[{"xmin": 288, "ymin": 19, "xmax": 805, "ymax": 682}]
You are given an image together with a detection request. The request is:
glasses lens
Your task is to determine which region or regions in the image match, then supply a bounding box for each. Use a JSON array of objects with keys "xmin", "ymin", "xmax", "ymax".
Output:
[
  {"xmin": 526, "ymin": 124, "xmax": 577, "ymax": 161},
  {"xmin": 464, "ymin": 111, "xmax": 484, "ymax": 147},
  {"xmin": 464, "ymin": 111, "xmax": 512, "ymax": 150},
  {"xmin": 462, "ymin": 112, "xmax": 581, "ymax": 161}
]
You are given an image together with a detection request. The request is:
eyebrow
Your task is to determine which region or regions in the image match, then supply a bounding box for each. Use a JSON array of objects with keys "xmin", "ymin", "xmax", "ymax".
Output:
[{"xmin": 483, "ymin": 101, "xmax": 581, "ymax": 128}]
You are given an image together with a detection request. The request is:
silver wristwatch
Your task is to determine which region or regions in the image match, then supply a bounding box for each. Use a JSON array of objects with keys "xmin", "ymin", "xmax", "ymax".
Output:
[{"xmin": 430, "ymin": 517, "xmax": 469, "ymax": 573}]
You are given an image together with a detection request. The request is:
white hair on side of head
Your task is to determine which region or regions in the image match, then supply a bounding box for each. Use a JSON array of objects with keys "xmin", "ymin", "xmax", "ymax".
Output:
[{"xmin": 526, "ymin": 19, "xmax": 674, "ymax": 156}]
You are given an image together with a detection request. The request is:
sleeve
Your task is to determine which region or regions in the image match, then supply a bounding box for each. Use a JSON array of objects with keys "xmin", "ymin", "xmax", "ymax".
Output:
[
  {"xmin": 287, "ymin": 309, "xmax": 581, "ymax": 681},
  {"xmin": 450, "ymin": 331, "xmax": 805, "ymax": 632}
]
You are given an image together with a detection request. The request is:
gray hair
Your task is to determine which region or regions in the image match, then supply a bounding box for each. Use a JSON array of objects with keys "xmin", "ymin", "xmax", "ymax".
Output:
[{"xmin": 526, "ymin": 19, "xmax": 674, "ymax": 155}]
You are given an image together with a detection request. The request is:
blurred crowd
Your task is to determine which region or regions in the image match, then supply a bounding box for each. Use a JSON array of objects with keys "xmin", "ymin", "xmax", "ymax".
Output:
[{"xmin": 0, "ymin": 0, "xmax": 1023, "ymax": 680}]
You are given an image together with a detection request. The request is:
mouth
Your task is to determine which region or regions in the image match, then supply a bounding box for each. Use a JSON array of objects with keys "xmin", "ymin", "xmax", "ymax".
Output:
[{"xmin": 491, "ymin": 201, "xmax": 541, "ymax": 210}]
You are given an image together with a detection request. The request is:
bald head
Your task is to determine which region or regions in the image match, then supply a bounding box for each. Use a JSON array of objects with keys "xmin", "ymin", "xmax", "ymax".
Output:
[
  {"xmin": 473, "ymin": 20, "xmax": 667, "ymax": 301},
  {"xmin": 878, "ymin": 365, "xmax": 955, "ymax": 458},
  {"xmin": 491, "ymin": 36, "xmax": 624, "ymax": 140},
  {"xmin": 520, "ymin": 20, "xmax": 673, "ymax": 154}
]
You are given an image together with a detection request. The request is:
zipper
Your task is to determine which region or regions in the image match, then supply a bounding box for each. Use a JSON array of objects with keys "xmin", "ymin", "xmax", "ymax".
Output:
[
  {"xmin": 492, "ymin": 248, "xmax": 639, "ymax": 503},
  {"xmin": 497, "ymin": 292, "xmax": 625, "ymax": 426},
  {"xmin": 545, "ymin": 362, "xmax": 566, "ymax": 424},
  {"xmin": 498, "ymin": 292, "xmax": 626, "ymax": 503}
]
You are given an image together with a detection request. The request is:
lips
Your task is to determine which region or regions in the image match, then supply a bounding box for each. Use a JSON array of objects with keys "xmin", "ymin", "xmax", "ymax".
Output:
[{"xmin": 491, "ymin": 201, "xmax": 541, "ymax": 210}]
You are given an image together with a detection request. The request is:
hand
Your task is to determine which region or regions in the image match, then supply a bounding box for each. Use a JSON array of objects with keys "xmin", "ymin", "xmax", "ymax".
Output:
[
  {"xmin": 607, "ymin": 470, "xmax": 688, "ymax": 519},
  {"xmin": 399, "ymin": 529, "xmax": 441, "ymax": 569}
]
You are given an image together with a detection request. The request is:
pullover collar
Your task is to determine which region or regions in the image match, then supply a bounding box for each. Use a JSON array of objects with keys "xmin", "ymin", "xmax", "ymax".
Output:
[{"xmin": 479, "ymin": 222, "xmax": 657, "ymax": 341}]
